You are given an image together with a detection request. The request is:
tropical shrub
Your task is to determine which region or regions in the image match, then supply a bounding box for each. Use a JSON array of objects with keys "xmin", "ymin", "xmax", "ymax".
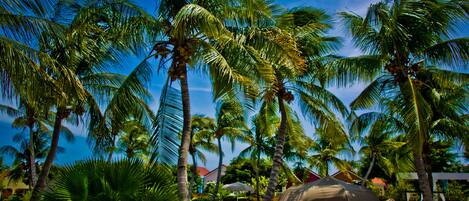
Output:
[{"xmin": 41, "ymin": 159, "xmax": 177, "ymax": 201}]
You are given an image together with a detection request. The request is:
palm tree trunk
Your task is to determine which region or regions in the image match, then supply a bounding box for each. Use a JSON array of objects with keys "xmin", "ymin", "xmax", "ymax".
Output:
[
  {"xmin": 255, "ymin": 150, "xmax": 261, "ymax": 201},
  {"xmin": 28, "ymin": 124, "xmax": 37, "ymax": 189},
  {"xmin": 212, "ymin": 136, "xmax": 223, "ymax": 201},
  {"xmin": 423, "ymin": 141, "xmax": 434, "ymax": 192},
  {"xmin": 177, "ymin": 66, "xmax": 192, "ymax": 201},
  {"xmin": 107, "ymin": 135, "xmax": 116, "ymax": 162},
  {"xmin": 189, "ymin": 151, "xmax": 198, "ymax": 199},
  {"xmin": 31, "ymin": 108, "xmax": 67, "ymax": 201},
  {"xmin": 263, "ymin": 96, "xmax": 287, "ymax": 201},
  {"xmin": 413, "ymin": 150, "xmax": 433, "ymax": 201},
  {"xmin": 362, "ymin": 154, "xmax": 376, "ymax": 186}
]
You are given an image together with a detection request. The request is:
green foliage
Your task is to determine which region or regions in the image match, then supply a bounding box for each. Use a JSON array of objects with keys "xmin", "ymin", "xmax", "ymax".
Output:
[
  {"xmin": 446, "ymin": 181, "xmax": 469, "ymax": 201},
  {"xmin": 41, "ymin": 159, "xmax": 178, "ymax": 201},
  {"xmin": 250, "ymin": 176, "xmax": 268, "ymax": 196},
  {"xmin": 222, "ymin": 157, "xmax": 272, "ymax": 184}
]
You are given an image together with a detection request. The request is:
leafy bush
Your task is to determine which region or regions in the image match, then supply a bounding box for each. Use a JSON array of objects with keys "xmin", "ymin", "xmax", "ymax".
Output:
[{"xmin": 41, "ymin": 159, "xmax": 178, "ymax": 201}]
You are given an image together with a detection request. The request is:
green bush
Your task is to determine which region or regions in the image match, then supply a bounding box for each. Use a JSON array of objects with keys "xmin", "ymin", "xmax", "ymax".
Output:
[{"xmin": 41, "ymin": 159, "xmax": 178, "ymax": 201}]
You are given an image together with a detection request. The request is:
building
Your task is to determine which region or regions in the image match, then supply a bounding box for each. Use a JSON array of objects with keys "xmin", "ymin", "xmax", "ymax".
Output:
[
  {"xmin": 196, "ymin": 167, "xmax": 209, "ymax": 177},
  {"xmin": 287, "ymin": 168, "xmax": 322, "ymax": 188},
  {"xmin": 331, "ymin": 170, "xmax": 364, "ymax": 184},
  {"xmin": 203, "ymin": 165, "xmax": 227, "ymax": 187},
  {"xmin": 1, "ymin": 174, "xmax": 29, "ymax": 200}
]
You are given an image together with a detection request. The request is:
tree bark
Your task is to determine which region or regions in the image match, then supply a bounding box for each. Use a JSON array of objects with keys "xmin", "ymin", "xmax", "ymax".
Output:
[
  {"xmin": 362, "ymin": 154, "xmax": 376, "ymax": 186},
  {"xmin": 255, "ymin": 149, "xmax": 261, "ymax": 201},
  {"xmin": 107, "ymin": 134, "xmax": 116, "ymax": 162},
  {"xmin": 413, "ymin": 150, "xmax": 433, "ymax": 201},
  {"xmin": 28, "ymin": 124, "xmax": 37, "ymax": 190},
  {"xmin": 189, "ymin": 151, "xmax": 198, "ymax": 199},
  {"xmin": 263, "ymin": 96, "xmax": 287, "ymax": 201},
  {"xmin": 177, "ymin": 67, "xmax": 192, "ymax": 201},
  {"xmin": 211, "ymin": 137, "xmax": 223, "ymax": 201},
  {"xmin": 423, "ymin": 141, "xmax": 434, "ymax": 192},
  {"xmin": 30, "ymin": 108, "xmax": 67, "ymax": 201}
]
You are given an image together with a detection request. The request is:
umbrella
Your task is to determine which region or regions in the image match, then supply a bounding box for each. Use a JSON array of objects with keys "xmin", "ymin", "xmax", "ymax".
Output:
[
  {"xmin": 279, "ymin": 177, "xmax": 379, "ymax": 201},
  {"xmin": 222, "ymin": 182, "xmax": 254, "ymax": 193}
]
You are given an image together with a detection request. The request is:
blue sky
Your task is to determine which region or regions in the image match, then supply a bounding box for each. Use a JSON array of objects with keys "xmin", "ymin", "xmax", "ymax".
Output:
[{"xmin": 1, "ymin": 0, "xmax": 467, "ymax": 171}]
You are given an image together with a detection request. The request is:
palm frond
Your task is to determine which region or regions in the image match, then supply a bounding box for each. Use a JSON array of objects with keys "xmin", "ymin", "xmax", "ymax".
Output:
[
  {"xmin": 423, "ymin": 38, "xmax": 469, "ymax": 67},
  {"xmin": 150, "ymin": 78, "xmax": 182, "ymax": 165}
]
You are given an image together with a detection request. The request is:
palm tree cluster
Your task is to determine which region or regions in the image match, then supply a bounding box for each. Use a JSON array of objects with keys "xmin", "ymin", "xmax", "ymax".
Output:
[{"xmin": 0, "ymin": 0, "xmax": 467, "ymax": 201}]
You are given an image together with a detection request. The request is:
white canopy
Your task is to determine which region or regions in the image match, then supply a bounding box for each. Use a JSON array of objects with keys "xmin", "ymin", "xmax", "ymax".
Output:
[
  {"xmin": 222, "ymin": 182, "xmax": 254, "ymax": 193},
  {"xmin": 280, "ymin": 177, "xmax": 379, "ymax": 201}
]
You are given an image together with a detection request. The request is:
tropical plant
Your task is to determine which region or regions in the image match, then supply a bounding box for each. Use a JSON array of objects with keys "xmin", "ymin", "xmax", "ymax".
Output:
[
  {"xmin": 339, "ymin": 1, "xmax": 468, "ymax": 200},
  {"xmin": 0, "ymin": 1, "xmax": 150, "ymax": 198},
  {"xmin": 41, "ymin": 159, "xmax": 178, "ymax": 201},
  {"xmin": 0, "ymin": 131, "xmax": 71, "ymax": 189},
  {"xmin": 239, "ymin": 102, "xmax": 278, "ymax": 201},
  {"xmin": 188, "ymin": 115, "xmax": 218, "ymax": 198},
  {"xmin": 149, "ymin": 1, "xmax": 274, "ymax": 199},
  {"xmin": 117, "ymin": 120, "xmax": 152, "ymax": 159},
  {"xmin": 192, "ymin": 96, "xmax": 247, "ymax": 200},
  {"xmin": 151, "ymin": 79, "xmax": 183, "ymax": 165},
  {"xmin": 88, "ymin": 63, "xmax": 154, "ymax": 162},
  {"xmin": 229, "ymin": 6, "xmax": 349, "ymax": 200},
  {"xmin": 352, "ymin": 117, "xmax": 408, "ymax": 184},
  {"xmin": 0, "ymin": 101, "xmax": 61, "ymax": 188},
  {"xmin": 307, "ymin": 126, "xmax": 354, "ymax": 177}
]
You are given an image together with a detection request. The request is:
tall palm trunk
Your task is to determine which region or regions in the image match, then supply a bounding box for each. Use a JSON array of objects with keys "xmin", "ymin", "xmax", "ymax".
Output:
[
  {"xmin": 362, "ymin": 154, "xmax": 376, "ymax": 186},
  {"xmin": 255, "ymin": 149, "xmax": 261, "ymax": 201},
  {"xmin": 26, "ymin": 105, "xmax": 37, "ymax": 189},
  {"xmin": 189, "ymin": 151, "xmax": 197, "ymax": 199},
  {"xmin": 264, "ymin": 96, "xmax": 287, "ymax": 201},
  {"xmin": 28, "ymin": 124, "xmax": 37, "ymax": 190},
  {"xmin": 413, "ymin": 150, "xmax": 433, "ymax": 201},
  {"xmin": 31, "ymin": 108, "xmax": 67, "ymax": 201},
  {"xmin": 398, "ymin": 80, "xmax": 433, "ymax": 201},
  {"xmin": 177, "ymin": 66, "xmax": 192, "ymax": 201},
  {"xmin": 107, "ymin": 134, "xmax": 116, "ymax": 162},
  {"xmin": 423, "ymin": 141, "xmax": 434, "ymax": 192},
  {"xmin": 212, "ymin": 136, "xmax": 223, "ymax": 201}
]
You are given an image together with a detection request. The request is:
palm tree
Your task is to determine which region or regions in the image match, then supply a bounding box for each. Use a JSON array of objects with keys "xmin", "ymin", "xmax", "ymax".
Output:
[
  {"xmin": 339, "ymin": 1, "xmax": 468, "ymax": 199},
  {"xmin": 42, "ymin": 159, "xmax": 178, "ymax": 201},
  {"xmin": 351, "ymin": 117, "xmax": 408, "ymax": 185},
  {"xmin": 188, "ymin": 115, "xmax": 218, "ymax": 199},
  {"xmin": 87, "ymin": 62, "xmax": 154, "ymax": 162},
  {"xmin": 150, "ymin": 1, "xmax": 273, "ymax": 199},
  {"xmin": 0, "ymin": 1, "xmax": 150, "ymax": 198},
  {"xmin": 0, "ymin": 131, "xmax": 71, "ymax": 189},
  {"xmin": 238, "ymin": 7, "xmax": 347, "ymax": 200},
  {"xmin": 308, "ymin": 126, "xmax": 354, "ymax": 177},
  {"xmin": 0, "ymin": 101, "xmax": 49, "ymax": 188},
  {"xmin": 192, "ymin": 96, "xmax": 247, "ymax": 200},
  {"xmin": 117, "ymin": 120, "xmax": 152, "ymax": 159},
  {"xmin": 240, "ymin": 103, "xmax": 279, "ymax": 201}
]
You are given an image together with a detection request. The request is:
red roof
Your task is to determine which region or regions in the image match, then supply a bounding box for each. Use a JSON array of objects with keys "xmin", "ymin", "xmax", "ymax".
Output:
[
  {"xmin": 197, "ymin": 167, "xmax": 209, "ymax": 176},
  {"xmin": 371, "ymin": 177, "xmax": 386, "ymax": 186}
]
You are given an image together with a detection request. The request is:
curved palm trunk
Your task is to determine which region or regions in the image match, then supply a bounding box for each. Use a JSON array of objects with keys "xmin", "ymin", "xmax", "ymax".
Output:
[
  {"xmin": 31, "ymin": 109, "xmax": 67, "ymax": 201},
  {"xmin": 28, "ymin": 124, "xmax": 37, "ymax": 189},
  {"xmin": 362, "ymin": 154, "xmax": 376, "ymax": 186},
  {"xmin": 264, "ymin": 97, "xmax": 287, "ymax": 201},
  {"xmin": 211, "ymin": 137, "xmax": 223, "ymax": 201},
  {"xmin": 413, "ymin": 150, "xmax": 433, "ymax": 201},
  {"xmin": 177, "ymin": 67, "xmax": 192, "ymax": 201},
  {"xmin": 189, "ymin": 151, "xmax": 197, "ymax": 199}
]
